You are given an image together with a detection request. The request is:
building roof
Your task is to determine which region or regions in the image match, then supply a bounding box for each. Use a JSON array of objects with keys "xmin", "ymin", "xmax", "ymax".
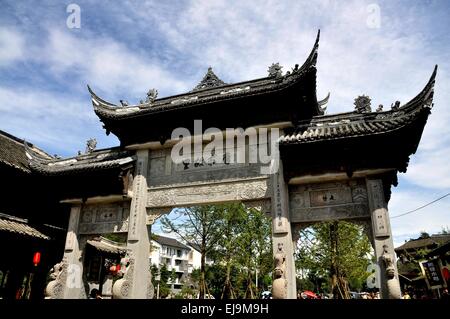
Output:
[
  {"xmin": 87, "ymin": 236, "xmax": 127, "ymax": 255},
  {"xmin": 279, "ymin": 65, "xmax": 437, "ymax": 145},
  {"xmin": 426, "ymin": 241, "xmax": 450, "ymax": 258},
  {"xmin": 89, "ymin": 30, "xmax": 322, "ymax": 121},
  {"xmin": 0, "ymin": 130, "xmax": 51, "ymax": 173},
  {"xmin": 24, "ymin": 142, "xmax": 135, "ymax": 176},
  {"xmin": 87, "ymin": 31, "xmax": 323, "ymax": 146},
  {"xmin": 0, "ymin": 129, "xmax": 131, "ymax": 177},
  {"xmin": 153, "ymin": 234, "xmax": 190, "ymax": 250},
  {"xmin": 395, "ymin": 233, "xmax": 450, "ymax": 252},
  {"xmin": 0, "ymin": 212, "xmax": 50, "ymax": 240}
]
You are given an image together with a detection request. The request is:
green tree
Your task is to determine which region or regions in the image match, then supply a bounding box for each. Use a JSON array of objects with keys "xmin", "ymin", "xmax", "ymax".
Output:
[
  {"xmin": 295, "ymin": 221, "xmax": 372, "ymax": 298},
  {"xmin": 161, "ymin": 206, "xmax": 225, "ymax": 299},
  {"xmin": 151, "ymin": 264, "xmax": 172, "ymax": 298},
  {"xmin": 211, "ymin": 203, "xmax": 272, "ymax": 299},
  {"xmin": 234, "ymin": 207, "xmax": 272, "ymax": 298}
]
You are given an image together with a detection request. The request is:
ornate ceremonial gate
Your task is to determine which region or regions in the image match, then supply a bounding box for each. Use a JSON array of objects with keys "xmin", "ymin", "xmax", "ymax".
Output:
[
  {"xmin": 41, "ymin": 31, "xmax": 436, "ymax": 299},
  {"xmin": 46, "ymin": 137, "xmax": 402, "ymax": 299}
]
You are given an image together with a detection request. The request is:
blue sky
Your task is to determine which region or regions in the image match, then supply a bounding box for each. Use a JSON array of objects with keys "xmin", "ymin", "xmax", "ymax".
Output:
[{"xmin": 1, "ymin": 0, "xmax": 449, "ymax": 246}]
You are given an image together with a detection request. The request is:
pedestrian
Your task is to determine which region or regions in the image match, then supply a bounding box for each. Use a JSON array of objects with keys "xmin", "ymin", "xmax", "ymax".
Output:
[{"xmin": 89, "ymin": 288, "xmax": 102, "ymax": 299}]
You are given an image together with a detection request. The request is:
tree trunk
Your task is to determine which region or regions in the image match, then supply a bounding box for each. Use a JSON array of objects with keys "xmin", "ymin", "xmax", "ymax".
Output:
[
  {"xmin": 199, "ymin": 248, "xmax": 206, "ymax": 299},
  {"xmin": 329, "ymin": 222, "xmax": 350, "ymax": 299},
  {"xmin": 221, "ymin": 262, "xmax": 234, "ymax": 299}
]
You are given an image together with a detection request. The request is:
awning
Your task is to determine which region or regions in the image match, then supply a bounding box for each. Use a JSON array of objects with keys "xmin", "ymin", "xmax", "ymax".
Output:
[{"xmin": 87, "ymin": 237, "xmax": 126, "ymax": 255}]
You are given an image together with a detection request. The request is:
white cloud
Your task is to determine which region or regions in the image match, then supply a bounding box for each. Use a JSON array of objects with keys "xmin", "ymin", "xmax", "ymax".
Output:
[
  {"xmin": 0, "ymin": 85, "xmax": 115, "ymax": 155},
  {"xmin": 42, "ymin": 29, "xmax": 190, "ymax": 99},
  {"xmin": 0, "ymin": 27, "xmax": 25, "ymax": 66}
]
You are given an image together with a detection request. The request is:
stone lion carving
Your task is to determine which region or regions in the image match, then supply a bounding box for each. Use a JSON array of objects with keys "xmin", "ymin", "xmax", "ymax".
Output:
[
  {"xmin": 112, "ymin": 254, "xmax": 133, "ymax": 299},
  {"xmin": 272, "ymin": 243, "xmax": 287, "ymax": 299},
  {"xmin": 112, "ymin": 252, "xmax": 154, "ymax": 299},
  {"xmin": 381, "ymin": 245, "xmax": 401, "ymax": 299},
  {"xmin": 45, "ymin": 260, "xmax": 67, "ymax": 299}
]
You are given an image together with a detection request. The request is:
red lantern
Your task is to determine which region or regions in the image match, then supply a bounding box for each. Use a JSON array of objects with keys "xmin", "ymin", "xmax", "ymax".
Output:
[
  {"xmin": 109, "ymin": 264, "xmax": 121, "ymax": 274},
  {"xmin": 33, "ymin": 252, "xmax": 41, "ymax": 266}
]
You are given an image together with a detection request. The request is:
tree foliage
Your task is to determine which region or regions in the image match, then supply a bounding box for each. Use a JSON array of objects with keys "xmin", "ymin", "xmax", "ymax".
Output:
[
  {"xmin": 210, "ymin": 203, "xmax": 272, "ymax": 298},
  {"xmin": 295, "ymin": 221, "xmax": 372, "ymax": 298},
  {"xmin": 151, "ymin": 264, "xmax": 171, "ymax": 298},
  {"xmin": 161, "ymin": 203, "xmax": 273, "ymax": 299},
  {"xmin": 160, "ymin": 205, "xmax": 225, "ymax": 298}
]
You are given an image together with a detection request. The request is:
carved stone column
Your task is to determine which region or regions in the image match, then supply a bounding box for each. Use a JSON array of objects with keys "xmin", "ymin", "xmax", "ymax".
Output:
[
  {"xmin": 113, "ymin": 149, "xmax": 153, "ymax": 299},
  {"xmin": 366, "ymin": 178, "xmax": 401, "ymax": 299},
  {"xmin": 271, "ymin": 160, "xmax": 296, "ymax": 299},
  {"xmin": 46, "ymin": 204, "xmax": 87, "ymax": 299}
]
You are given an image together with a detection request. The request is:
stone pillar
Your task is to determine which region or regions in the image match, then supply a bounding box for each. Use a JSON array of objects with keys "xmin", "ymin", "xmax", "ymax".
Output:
[
  {"xmin": 271, "ymin": 161, "xmax": 296, "ymax": 299},
  {"xmin": 113, "ymin": 149, "xmax": 153, "ymax": 299},
  {"xmin": 45, "ymin": 204, "xmax": 86, "ymax": 299},
  {"xmin": 366, "ymin": 178, "xmax": 401, "ymax": 299}
]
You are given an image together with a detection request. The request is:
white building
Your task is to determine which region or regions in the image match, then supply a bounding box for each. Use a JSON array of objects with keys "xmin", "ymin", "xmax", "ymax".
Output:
[
  {"xmin": 149, "ymin": 235, "xmax": 214, "ymax": 293},
  {"xmin": 150, "ymin": 235, "xmax": 191, "ymax": 292}
]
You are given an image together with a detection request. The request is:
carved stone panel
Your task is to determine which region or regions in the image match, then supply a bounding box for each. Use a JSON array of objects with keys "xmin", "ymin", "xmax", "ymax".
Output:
[
  {"xmin": 147, "ymin": 142, "xmax": 267, "ymax": 188},
  {"xmin": 78, "ymin": 202, "xmax": 130, "ymax": 234},
  {"xmin": 146, "ymin": 207, "xmax": 173, "ymax": 225},
  {"xmin": 289, "ymin": 179, "xmax": 370, "ymax": 223},
  {"xmin": 366, "ymin": 179, "xmax": 390, "ymax": 238},
  {"xmin": 147, "ymin": 177, "xmax": 271, "ymax": 208},
  {"xmin": 242, "ymin": 199, "xmax": 272, "ymax": 214}
]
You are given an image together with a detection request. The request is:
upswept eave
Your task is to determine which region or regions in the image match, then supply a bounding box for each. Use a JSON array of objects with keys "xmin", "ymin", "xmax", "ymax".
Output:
[
  {"xmin": 24, "ymin": 142, "xmax": 135, "ymax": 176},
  {"xmin": 279, "ymin": 65, "xmax": 437, "ymax": 144},
  {"xmin": 88, "ymin": 30, "xmax": 321, "ymax": 121}
]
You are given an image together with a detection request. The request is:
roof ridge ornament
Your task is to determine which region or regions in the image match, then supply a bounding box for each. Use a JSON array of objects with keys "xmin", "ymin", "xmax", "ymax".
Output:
[
  {"xmin": 85, "ymin": 138, "xmax": 97, "ymax": 154},
  {"xmin": 268, "ymin": 63, "xmax": 283, "ymax": 78},
  {"xmin": 391, "ymin": 101, "xmax": 400, "ymax": 111},
  {"xmin": 192, "ymin": 67, "xmax": 227, "ymax": 91},
  {"xmin": 139, "ymin": 88, "xmax": 158, "ymax": 105},
  {"xmin": 354, "ymin": 95, "xmax": 372, "ymax": 113}
]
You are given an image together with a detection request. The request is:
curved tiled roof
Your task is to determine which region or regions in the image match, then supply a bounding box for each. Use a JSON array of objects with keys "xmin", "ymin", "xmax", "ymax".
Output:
[
  {"xmin": 0, "ymin": 213, "xmax": 50, "ymax": 240},
  {"xmin": 24, "ymin": 143, "xmax": 135, "ymax": 176},
  {"xmin": 88, "ymin": 30, "xmax": 322, "ymax": 121},
  {"xmin": 0, "ymin": 130, "xmax": 32, "ymax": 173},
  {"xmin": 395, "ymin": 233, "xmax": 450, "ymax": 251},
  {"xmin": 279, "ymin": 65, "xmax": 437, "ymax": 144}
]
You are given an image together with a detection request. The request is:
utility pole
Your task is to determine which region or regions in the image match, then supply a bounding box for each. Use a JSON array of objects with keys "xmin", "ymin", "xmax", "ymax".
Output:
[{"xmin": 156, "ymin": 270, "xmax": 161, "ymax": 299}]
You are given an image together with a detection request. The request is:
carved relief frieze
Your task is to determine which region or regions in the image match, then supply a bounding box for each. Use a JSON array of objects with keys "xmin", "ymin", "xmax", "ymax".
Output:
[
  {"xmin": 147, "ymin": 146, "xmax": 265, "ymax": 187},
  {"xmin": 78, "ymin": 203, "xmax": 130, "ymax": 234},
  {"xmin": 289, "ymin": 179, "xmax": 370, "ymax": 223},
  {"xmin": 146, "ymin": 207, "xmax": 172, "ymax": 225},
  {"xmin": 242, "ymin": 199, "xmax": 272, "ymax": 214},
  {"xmin": 309, "ymin": 187, "xmax": 352, "ymax": 207},
  {"xmin": 147, "ymin": 178, "xmax": 270, "ymax": 208}
]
